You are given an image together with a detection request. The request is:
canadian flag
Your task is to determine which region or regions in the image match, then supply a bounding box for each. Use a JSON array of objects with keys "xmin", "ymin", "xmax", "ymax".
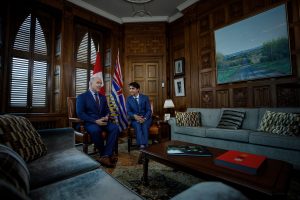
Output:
[{"xmin": 93, "ymin": 51, "xmax": 105, "ymax": 95}]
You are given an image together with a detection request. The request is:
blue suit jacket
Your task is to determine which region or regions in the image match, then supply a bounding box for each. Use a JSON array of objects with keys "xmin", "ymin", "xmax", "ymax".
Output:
[
  {"xmin": 76, "ymin": 91, "xmax": 110, "ymax": 125},
  {"xmin": 126, "ymin": 94, "xmax": 152, "ymax": 121}
]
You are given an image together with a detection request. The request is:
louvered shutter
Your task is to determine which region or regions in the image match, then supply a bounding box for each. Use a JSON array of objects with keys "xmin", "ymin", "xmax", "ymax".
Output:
[
  {"xmin": 10, "ymin": 14, "xmax": 49, "ymax": 110},
  {"xmin": 75, "ymin": 32, "xmax": 97, "ymax": 96}
]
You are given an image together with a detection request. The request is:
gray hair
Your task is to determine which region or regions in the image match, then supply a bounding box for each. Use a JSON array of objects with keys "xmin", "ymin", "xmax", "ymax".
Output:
[{"xmin": 89, "ymin": 75, "xmax": 103, "ymax": 87}]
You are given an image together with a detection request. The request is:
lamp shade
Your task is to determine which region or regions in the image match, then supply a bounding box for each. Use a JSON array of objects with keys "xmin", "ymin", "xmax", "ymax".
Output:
[{"xmin": 163, "ymin": 99, "xmax": 175, "ymax": 108}]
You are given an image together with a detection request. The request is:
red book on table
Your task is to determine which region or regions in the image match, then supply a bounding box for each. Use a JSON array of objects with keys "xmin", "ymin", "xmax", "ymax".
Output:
[{"xmin": 214, "ymin": 150, "xmax": 266, "ymax": 175}]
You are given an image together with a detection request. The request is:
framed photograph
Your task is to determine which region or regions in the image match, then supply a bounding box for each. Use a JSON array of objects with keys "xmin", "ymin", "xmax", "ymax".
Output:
[
  {"xmin": 105, "ymin": 49, "xmax": 111, "ymax": 67},
  {"xmin": 174, "ymin": 58, "xmax": 184, "ymax": 76},
  {"xmin": 174, "ymin": 77, "xmax": 185, "ymax": 97},
  {"xmin": 214, "ymin": 4, "xmax": 291, "ymax": 84},
  {"xmin": 164, "ymin": 113, "xmax": 171, "ymax": 121}
]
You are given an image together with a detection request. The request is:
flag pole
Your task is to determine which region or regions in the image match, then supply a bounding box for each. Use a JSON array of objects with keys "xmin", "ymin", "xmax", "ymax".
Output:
[{"xmin": 97, "ymin": 44, "xmax": 99, "ymax": 52}]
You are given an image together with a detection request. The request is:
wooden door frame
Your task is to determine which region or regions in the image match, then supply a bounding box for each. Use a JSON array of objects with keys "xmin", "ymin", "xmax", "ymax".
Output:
[{"xmin": 124, "ymin": 56, "xmax": 166, "ymax": 117}]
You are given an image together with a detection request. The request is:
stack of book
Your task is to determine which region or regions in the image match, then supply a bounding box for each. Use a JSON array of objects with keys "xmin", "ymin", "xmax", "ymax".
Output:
[
  {"xmin": 167, "ymin": 145, "xmax": 212, "ymax": 157},
  {"xmin": 214, "ymin": 150, "xmax": 266, "ymax": 175}
]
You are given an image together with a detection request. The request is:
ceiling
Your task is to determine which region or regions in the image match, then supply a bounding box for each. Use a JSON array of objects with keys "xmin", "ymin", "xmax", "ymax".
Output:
[{"xmin": 67, "ymin": 0, "xmax": 199, "ymax": 24}]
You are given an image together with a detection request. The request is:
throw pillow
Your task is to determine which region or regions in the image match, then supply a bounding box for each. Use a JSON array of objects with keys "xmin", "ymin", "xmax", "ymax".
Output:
[
  {"xmin": 0, "ymin": 144, "xmax": 30, "ymax": 198},
  {"xmin": 0, "ymin": 114, "xmax": 47, "ymax": 162},
  {"xmin": 175, "ymin": 112, "xmax": 201, "ymax": 127},
  {"xmin": 217, "ymin": 110, "xmax": 245, "ymax": 130},
  {"xmin": 258, "ymin": 111, "xmax": 300, "ymax": 136}
]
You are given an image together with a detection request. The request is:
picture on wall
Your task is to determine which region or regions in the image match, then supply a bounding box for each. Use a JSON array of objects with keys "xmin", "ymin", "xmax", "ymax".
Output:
[
  {"xmin": 174, "ymin": 58, "xmax": 184, "ymax": 76},
  {"xmin": 174, "ymin": 77, "xmax": 185, "ymax": 97},
  {"xmin": 214, "ymin": 4, "xmax": 291, "ymax": 84}
]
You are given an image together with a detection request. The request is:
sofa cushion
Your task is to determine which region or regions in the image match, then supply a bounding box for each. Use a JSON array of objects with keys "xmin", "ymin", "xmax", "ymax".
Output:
[
  {"xmin": 171, "ymin": 181, "xmax": 248, "ymax": 200},
  {"xmin": 27, "ymin": 148, "xmax": 100, "ymax": 189},
  {"xmin": 217, "ymin": 110, "xmax": 245, "ymax": 130},
  {"xmin": 258, "ymin": 108, "xmax": 300, "ymax": 128},
  {"xmin": 0, "ymin": 180, "xmax": 30, "ymax": 200},
  {"xmin": 30, "ymin": 169, "xmax": 143, "ymax": 200},
  {"xmin": 187, "ymin": 108, "xmax": 221, "ymax": 127},
  {"xmin": 249, "ymin": 131, "xmax": 300, "ymax": 151},
  {"xmin": 0, "ymin": 144, "xmax": 30, "ymax": 197},
  {"xmin": 206, "ymin": 128, "xmax": 250, "ymax": 143},
  {"xmin": 175, "ymin": 111, "xmax": 201, "ymax": 127},
  {"xmin": 220, "ymin": 108, "xmax": 259, "ymax": 130},
  {"xmin": 258, "ymin": 111, "xmax": 299, "ymax": 136},
  {"xmin": 174, "ymin": 126, "xmax": 206, "ymax": 137},
  {"xmin": 0, "ymin": 114, "xmax": 47, "ymax": 162}
]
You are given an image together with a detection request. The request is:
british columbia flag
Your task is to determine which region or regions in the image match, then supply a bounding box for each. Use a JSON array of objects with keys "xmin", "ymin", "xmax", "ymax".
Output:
[{"xmin": 111, "ymin": 50, "xmax": 128, "ymax": 131}]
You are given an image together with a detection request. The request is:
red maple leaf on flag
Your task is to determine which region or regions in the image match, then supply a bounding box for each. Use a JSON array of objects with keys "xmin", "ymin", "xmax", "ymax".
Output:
[{"xmin": 93, "ymin": 51, "xmax": 105, "ymax": 96}]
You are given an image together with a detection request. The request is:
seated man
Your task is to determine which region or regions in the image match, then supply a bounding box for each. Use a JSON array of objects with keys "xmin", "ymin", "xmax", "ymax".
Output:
[
  {"xmin": 76, "ymin": 75, "xmax": 119, "ymax": 167},
  {"xmin": 126, "ymin": 82, "xmax": 152, "ymax": 163}
]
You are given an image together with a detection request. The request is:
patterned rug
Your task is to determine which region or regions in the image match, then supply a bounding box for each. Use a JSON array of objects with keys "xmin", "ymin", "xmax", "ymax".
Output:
[{"xmin": 82, "ymin": 138, "xmax": 300, "ymax": 200}]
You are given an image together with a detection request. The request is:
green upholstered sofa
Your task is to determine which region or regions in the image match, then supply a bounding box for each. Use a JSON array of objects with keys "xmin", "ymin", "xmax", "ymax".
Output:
[
  {"xmin": 0, "ymin": 122, "xmax": 143, "ymax": 200},
  {"xmin": 169, "ymin": 107, "xmax": 300, "ymax": 169}
]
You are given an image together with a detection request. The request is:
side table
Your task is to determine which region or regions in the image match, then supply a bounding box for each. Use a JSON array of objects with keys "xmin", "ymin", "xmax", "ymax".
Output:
[{"xmin": 149, "ymin": 120, "xmax": 170, "ymax": 143}]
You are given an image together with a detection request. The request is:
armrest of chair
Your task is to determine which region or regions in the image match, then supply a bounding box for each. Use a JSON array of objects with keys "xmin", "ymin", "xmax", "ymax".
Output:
[{"xmin": 38, "ymin": 128, "xmax": 75, "ymax": 153}]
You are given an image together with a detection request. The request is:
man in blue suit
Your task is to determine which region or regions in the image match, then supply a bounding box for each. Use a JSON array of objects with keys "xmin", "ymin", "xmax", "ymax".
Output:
[
  {"xmin": 126, "ymin": 82, "xmax": 152, "ymax": 152},
  {"xmin": 77, "ymin": 76, "xmax": 119, "ymax": 167}
]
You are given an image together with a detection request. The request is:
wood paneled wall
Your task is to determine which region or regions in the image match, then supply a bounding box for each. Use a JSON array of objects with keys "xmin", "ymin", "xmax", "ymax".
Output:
[
  {"xmin": 123, "ymin": 23, "xmax": 167, "ymax": 115},
  {"xmin": 169, "ymin": 0, "xmax": 300, "ymax": 110}
]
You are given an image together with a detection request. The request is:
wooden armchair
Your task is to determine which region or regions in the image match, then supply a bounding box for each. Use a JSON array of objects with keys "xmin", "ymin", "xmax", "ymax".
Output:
[
  {"xmin": 67, "ymin": 97, "xmax": 118, "ymax": 155},
  {"xmin": 67, "ymin": 97, "xmax": 96, "ymax": 154},
  {"xmin": 127, "ymin": 101, "xmax": 161, "ymax": 152}
]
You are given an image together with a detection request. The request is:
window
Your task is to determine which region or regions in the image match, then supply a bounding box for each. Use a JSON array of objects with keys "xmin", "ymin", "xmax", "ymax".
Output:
[
  {"xmin": 9, "ymin": 13, "xmax": 50, "ymax": 112},
  {"xmin": 75, "ymin": 30, "xmax": 99, "ymax": 96}
]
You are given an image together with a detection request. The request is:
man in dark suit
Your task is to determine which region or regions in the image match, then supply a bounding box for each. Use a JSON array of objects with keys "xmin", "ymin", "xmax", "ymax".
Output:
[
  {"xmin": 126, "ymin": 82, "xmax": 152, "ymax": 151},
  {"xmin": 77, "ymin": 76, "xmax": 119, "ymax": 167}
]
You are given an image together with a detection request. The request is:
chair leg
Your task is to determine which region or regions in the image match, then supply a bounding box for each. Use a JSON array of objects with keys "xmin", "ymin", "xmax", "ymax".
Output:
[
  {"xmin": 115, "ymin": 139, "xmax": 118, "ymax": 155},
  {"xmin": 128, "ymin": 137, "xmax": 131, "ymax": 153},
  {"xmin": 83, "ymin": 143, "xmax": 88, "ymax": 154}
]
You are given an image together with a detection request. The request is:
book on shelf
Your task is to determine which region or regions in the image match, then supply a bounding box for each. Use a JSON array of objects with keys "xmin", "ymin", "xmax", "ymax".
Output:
[
  {"xmin": 167, "ymin": 145, "xmax": 212, "ymax": 157},
  {"xmin": 214, "ymin": 150, "xmax": 266, "ymax": 175}
]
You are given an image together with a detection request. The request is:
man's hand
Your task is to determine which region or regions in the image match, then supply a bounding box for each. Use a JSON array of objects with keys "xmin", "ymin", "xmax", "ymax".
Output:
[
  {"xmin": 95, "ymin": 117, "xmax": 108, "ymax": 126},
  {"xmin": 134, "ymin": 114, "xmax": 145, "ymax": 123}
]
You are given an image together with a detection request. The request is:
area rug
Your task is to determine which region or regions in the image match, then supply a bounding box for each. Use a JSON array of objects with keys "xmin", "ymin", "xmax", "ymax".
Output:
[{"xmin": 82, "ymin": 138, "xmax": 300, "ymax": 200}]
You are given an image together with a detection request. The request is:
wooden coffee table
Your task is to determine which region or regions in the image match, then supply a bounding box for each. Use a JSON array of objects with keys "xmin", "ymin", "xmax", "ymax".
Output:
[{"xmin": 140, "ymin": 140, "xmax": 292, "ymax": 199}]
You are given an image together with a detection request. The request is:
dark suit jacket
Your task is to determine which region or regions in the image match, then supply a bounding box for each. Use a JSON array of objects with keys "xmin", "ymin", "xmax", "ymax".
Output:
[
  {"xmin": 76, "ymin": 91, "xmax": 110, "ymax": 125},
  {"xmin": 126, "ymin": 94, "xmax": 152, "ymax": 121}
]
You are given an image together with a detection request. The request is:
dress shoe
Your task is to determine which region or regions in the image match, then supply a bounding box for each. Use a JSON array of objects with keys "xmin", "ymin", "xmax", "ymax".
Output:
[
  {"xmin": 110, "ymin": 155, "xmax": 118, "ymax": 164},
  {"xmin": 96, "ymin": 156, "xmax": 115, "ymax": 168}
]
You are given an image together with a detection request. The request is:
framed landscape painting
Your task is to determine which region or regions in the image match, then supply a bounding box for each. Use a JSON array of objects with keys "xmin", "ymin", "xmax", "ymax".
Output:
[{"xmin": 214, "ymin": 4, "xmax": 291, "ymax": 84}]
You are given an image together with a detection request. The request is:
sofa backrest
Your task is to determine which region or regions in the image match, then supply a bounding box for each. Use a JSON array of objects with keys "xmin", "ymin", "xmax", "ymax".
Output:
[
  {"xmin": 220, "ymin": 108, "xmax": 259, "ymax": 130},
  {"xmin": 187, "ymin": 108, "xmax": 221, "ymax": 127}
]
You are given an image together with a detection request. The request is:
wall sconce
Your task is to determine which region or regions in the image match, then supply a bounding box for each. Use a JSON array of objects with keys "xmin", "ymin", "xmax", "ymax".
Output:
[{"xmin": 163, "ymin": 99, "xmax": 175, "ymax": 121}]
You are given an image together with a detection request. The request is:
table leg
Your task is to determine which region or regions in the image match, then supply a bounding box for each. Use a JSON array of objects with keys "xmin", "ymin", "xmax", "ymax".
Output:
[{"xmin": 141, "ymin": 155, "xmax": 149, "ymax": 186}]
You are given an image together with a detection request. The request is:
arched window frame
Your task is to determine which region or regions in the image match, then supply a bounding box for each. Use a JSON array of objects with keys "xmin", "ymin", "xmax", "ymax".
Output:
[
  {"xmin": 74, "ymin": 23, "xmax": 104, "ymax": 97},
  {"xmin": 7, "ymin": 10, "xmax": 53, "ymax": 113}
]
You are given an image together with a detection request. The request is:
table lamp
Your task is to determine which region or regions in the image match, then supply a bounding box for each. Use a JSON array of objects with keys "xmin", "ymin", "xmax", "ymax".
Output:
[{"xmin": 163, "ymin": 99, "xmax": 175, "ymax": 120}]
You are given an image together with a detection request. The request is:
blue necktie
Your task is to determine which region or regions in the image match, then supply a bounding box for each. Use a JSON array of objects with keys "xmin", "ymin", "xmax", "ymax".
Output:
[{"xmin": 94, "ymin": 93, "xmax": 100, "ymax": 107}]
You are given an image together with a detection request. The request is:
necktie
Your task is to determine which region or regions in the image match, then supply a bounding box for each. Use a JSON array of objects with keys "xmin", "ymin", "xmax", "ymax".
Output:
[
  {"xmin": 94, "ymin": 93, "xmax": 100, "ymax": 107},
  {"xmin": 134, "ymin": 97, "xmax": 139, "ymax": 104}
]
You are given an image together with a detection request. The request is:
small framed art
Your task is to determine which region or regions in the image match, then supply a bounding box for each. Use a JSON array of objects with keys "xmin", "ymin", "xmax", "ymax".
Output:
[
  {"xmin": 174, "ymin": 58, "xmax": 184, "ymax": 76},
  {"xmin": 174, "ymin": 77, "xmax": 185, "ymax": 97}
]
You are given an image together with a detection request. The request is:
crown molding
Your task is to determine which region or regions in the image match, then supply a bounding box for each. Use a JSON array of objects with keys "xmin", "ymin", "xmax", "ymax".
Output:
[
  {"xmin": 122, "ymin": 16, "xmax": 168, "ymax": 23},
  {"xmin": 177, "ymin": 0, "xmax": 199, "ymax": 11},
  {"xmin": 67, "ymin": 0, "xmax": 122, "ymax": 23},
  {"xmin": 168, "ymin": 12, "xmax": 184, "ymax": 23}
]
